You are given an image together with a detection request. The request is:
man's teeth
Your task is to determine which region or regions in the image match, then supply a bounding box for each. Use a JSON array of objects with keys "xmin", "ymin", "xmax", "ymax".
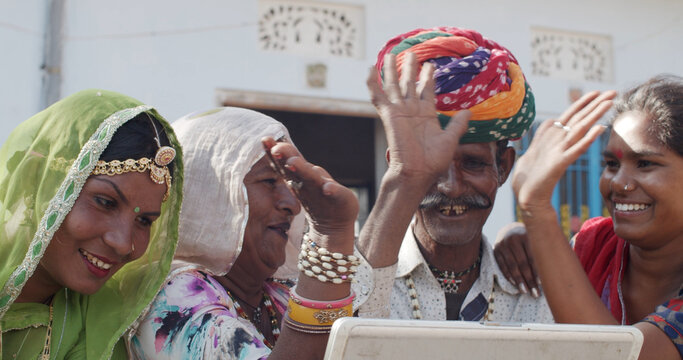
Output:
[
  {"xmin": 80, "ymin": 249, "xmax": 112, "ymax": 270},
  {"xmin": 439, "ymin": 205, "xmax": 467, "ymax": 215},
  {"xmin": 615, "ymin": 203, "xmax": 649, "ymax": 212}
]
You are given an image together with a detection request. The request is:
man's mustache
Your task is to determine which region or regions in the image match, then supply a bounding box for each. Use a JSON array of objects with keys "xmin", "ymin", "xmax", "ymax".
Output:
[{"xmin": 419, "ymin": 192, "xmax": 492, "ymax": 210}]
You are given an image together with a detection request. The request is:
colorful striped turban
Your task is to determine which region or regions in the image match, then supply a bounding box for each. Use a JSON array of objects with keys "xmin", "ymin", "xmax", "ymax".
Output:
[{"xmin": 376, "ymin": 27, "xmax": 535, "ymax": 143}]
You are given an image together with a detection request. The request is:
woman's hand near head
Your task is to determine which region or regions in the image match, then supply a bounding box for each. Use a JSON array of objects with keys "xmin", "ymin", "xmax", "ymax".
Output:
[
  {"xmin": 512, "ymin": 91, "xmax": 616, "ymax": 215},
  {"xmin": 510, "ymin": 91, "xmax": 625, "ymax": 336},
  {"xmin": 262, "ymin": 137, "xmax": 358, "ymax": 243}
]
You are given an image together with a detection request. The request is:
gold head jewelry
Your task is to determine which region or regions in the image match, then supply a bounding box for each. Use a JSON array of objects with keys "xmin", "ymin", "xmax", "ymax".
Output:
[
  {"xmin": 91, "ymin": 116, "xmax": 176, "ymax": 201},
  {"xmin": 91, "ymin": 156, "xmax": 173, "ymax": 201}
]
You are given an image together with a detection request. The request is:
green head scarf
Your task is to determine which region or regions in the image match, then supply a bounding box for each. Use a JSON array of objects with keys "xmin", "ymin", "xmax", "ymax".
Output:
[{"xmin": 0, "ymin": 89, "xmax": 183, "ymax": 359}]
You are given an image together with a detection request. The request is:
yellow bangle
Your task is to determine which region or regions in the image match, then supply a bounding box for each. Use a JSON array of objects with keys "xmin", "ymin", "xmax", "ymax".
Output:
[{"xmin": 287, "ymin": 298, "xmax": 352, "ymax": 326}]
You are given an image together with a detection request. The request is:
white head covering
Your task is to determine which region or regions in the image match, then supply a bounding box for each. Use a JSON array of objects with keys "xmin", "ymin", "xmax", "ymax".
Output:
[{"xmin": 172, "ymin": 107, "xmax": 305, "ymax": 279}]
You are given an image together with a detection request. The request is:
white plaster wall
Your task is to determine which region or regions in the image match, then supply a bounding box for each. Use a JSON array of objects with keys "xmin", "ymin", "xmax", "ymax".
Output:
[
  {"xmin": 0, "ymin": 1, "xmax": 46, "ymax": 144},
  {"xmin": 2, "ymin": 0, "xmax": 682, "ymax": 240}
]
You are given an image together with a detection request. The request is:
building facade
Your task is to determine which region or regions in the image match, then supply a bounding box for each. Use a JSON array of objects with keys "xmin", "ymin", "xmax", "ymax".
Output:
[{"xmin": 2, "ymin": 0, "xmax": 682, "ymax": 239}]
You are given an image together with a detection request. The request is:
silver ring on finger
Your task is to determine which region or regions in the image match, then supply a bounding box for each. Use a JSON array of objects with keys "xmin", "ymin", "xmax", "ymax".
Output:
[
  {"xmin": 286, "ymin": 179, "xmax": 303, "ymax": 190},
  {"xmin": 552, "ymin": 121, "xmax": 571, "ymax": 132}
]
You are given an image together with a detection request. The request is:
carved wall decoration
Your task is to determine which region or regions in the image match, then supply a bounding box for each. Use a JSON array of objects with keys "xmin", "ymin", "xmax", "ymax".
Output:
[
  {"xmin": 258, "ymin": 0, "xmax": 364, "ymax": 59},
  {"xmin": 531, "ymin": 27, "xmax": 613, "ymax": 83},
  {"xmin": 306, "ymin": 63, "xmax": 327, "ymax": 88}
]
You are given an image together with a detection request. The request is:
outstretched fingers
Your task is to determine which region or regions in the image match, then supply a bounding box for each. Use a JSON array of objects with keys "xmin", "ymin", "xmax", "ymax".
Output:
[
  {"xmin": 382, "ymin": 54, "xmax": 403, "ymax": 104},
  {"xmin": 400, "ymin": 52, "xmax": 419, "ymax": 100},
  {"xmin": 554, "ymin": 91, "xmax": 615, "ymax": 150},
  {"xmin": 563, "ymin": 93, "xmax": 614, "ymax": 157},
  {"xmin": 533, "ymin": 90, "xmax": 614, "ymax": 159},
  {"xmin": 565, "ymin": 121, "xmax": 608, "ymax": 160},
  {"xmin": 416, "ymin": 62, "xmax": 436, "ymax": 103},
  {"xmin": 566, "ymin": 90, "xmax": 617, "ymax": 128},
  {"xmin": 556, "ymin": 91, "xmax": 601, "ymax": 125},
  {"xmin": 443, "ymin": 110, "xmax": 471, "ymax": 143},
  {"xmin": 367, "ymin": 67, "xmax": 390, "ymax": 110},
  {"xmin": 512, "ymin": 90, "xmax": 614, "ymax": 208}
]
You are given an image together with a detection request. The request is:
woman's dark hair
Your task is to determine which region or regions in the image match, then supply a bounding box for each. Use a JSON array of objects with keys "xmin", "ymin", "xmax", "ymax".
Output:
[
  {"xmin": 613, "ymin": 74, "xmax": 683, "ymax": 156},
  {"xmin": 100, "ymin": 112, "xmax": 175, "ymax": 174}
]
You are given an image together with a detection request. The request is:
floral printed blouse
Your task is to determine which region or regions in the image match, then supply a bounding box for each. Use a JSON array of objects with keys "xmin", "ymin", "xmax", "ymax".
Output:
[
  {"xmin": 131, "ymin": 269, "xmax": 290, "ymax": 359},
  {"xmin": 643, "ymin": 288, "xmax": 683, "ymax": 356}
]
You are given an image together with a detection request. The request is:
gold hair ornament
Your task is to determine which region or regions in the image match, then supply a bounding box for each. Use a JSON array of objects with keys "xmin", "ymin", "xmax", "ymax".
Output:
[{"xmin": 91, "ymin": 116, "xmax": 176, "ymax": 201}]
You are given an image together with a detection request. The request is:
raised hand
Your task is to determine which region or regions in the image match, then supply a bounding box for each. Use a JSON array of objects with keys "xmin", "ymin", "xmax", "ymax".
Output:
[
  {"xmin": 366, "ymin": 52, "xmax": 470, "ymax": 186},
  {"xmin": 512, "ymin": 91, "xmax": 616, "ymax": 212},
  {"xmin": 262, "ymin": 137, "xmax": 359, "ymax": 237}
]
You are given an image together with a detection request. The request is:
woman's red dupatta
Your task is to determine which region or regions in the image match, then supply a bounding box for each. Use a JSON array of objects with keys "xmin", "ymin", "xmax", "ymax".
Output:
[{"xmin": 574, "ymin": 216, "xmax": 629, "ymax": 323}]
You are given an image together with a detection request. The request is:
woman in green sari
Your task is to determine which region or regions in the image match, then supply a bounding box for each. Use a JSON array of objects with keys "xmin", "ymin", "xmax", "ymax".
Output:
[{"xmin": 0, "ymin": 89, "xmax": 183, "ymax": 359}]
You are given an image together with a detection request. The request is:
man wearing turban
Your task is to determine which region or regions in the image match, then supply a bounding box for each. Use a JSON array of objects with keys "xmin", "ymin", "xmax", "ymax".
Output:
[{"xmin": 356, "ymin": 27, "xmax": 553, "ymax": 322}]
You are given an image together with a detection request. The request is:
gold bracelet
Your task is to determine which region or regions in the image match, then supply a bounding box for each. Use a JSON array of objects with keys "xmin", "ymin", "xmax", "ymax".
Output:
[
  {"xmin": 283, "ymin": 313, "xmax": 332, "ymax": 334},
  {"xmin": 287, "ymin": 298, "xmax": 352, "ymax": 326}
]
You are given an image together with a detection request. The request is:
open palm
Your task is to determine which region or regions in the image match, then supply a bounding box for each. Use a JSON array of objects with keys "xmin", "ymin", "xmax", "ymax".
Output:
[
  {"xmin": 367, "ymin": 53, "xmax": 470, "ymax": 186},
  {"xmin": 512, "ymin": 91, "xmax": 616, "ymax": 211}
]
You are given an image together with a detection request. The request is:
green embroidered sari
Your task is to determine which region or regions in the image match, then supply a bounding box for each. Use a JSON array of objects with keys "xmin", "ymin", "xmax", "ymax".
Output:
[{"xmin": 0, "ymin": 90, "xmax": 183, "ymax": 359}]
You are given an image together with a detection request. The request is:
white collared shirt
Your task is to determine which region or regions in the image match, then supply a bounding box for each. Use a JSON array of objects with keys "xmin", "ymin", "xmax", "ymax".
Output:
[{"xmin": 358, "ymin": 225, "xmax": 554, "ymax": 323}]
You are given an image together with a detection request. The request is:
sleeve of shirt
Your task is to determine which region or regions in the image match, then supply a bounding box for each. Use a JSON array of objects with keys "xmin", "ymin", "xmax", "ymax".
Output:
[
  {"xmin": 351, "ymin": 246, "xmax": 374, "ymax": 311},
  {"xmin": 356, "ymin": 256, "xmax": 397, "ymax": 318},
  {"xmin": 641, "ymin": 292, "xmax": 683, "ymax": 357},
  {"xmin": 130, "ymin": 270, "xmax": 271, "ymax": 360}
]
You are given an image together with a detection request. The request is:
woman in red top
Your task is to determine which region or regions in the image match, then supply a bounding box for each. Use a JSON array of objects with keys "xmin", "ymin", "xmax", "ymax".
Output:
[{"xmin": 512, "ymin": 75, "xmax": 683, "ymax": 360}]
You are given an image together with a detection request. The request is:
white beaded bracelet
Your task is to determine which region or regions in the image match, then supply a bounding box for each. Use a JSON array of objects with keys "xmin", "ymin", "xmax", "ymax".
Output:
[
  {"xmin": 297, "ymin": 255, "xmax": 356, "ymax": 283},
  {"xmin": 301, "ymin": 234, "xmax": 360, "ymax": 265},
  {"xmin": 297, "ymin": 234, "xmax": 358, "ymax": 284}
]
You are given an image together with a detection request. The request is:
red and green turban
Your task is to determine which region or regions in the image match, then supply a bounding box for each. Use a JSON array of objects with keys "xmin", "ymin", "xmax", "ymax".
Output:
[{"xmin": 376, "ymin": 27, "xmax": 535, "ymax": 143}]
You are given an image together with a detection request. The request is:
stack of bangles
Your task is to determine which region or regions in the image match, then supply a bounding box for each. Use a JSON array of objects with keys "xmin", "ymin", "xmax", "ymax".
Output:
[
  {"xmin": 284, "ymin": 286, "xmax": 355, "ymax": 334},
  {"xmin": 286, "ymin": 234, "xmax": 360, "ymax": 334},
  {"xmin": 297, "ymin": 234, "xmax": 360, "ymax": 284}
]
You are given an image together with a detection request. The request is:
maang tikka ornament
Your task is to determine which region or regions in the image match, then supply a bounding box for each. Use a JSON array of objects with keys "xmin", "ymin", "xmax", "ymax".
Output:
[{"xmin": 91, "ymin": 115, "xmax": 175, "ymax": 201}]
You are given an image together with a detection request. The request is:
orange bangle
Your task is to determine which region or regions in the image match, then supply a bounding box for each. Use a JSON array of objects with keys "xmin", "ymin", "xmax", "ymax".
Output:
[{"xmin": 287, "ymin": 298, "xmax": 352, "ymax": 326}]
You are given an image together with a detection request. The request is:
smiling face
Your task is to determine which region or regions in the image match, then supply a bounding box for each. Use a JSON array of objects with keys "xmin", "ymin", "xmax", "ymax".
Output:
[
  {"xmin": 33, "ymin": 171, "xmax": 166, "ymax": 298},
  {"xmin": 415, "ymin": 142, "xmax": 514, "ymax": 247},
  {"xmin": 238, "ymin": 156, "xmax": 301, "ymax": 275},
  {"xmin": 599, "ymin": 111, "xmax": 683, "ymax": 249}
]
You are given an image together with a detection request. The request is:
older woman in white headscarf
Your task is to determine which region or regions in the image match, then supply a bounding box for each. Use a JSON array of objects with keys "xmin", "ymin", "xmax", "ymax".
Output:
[{"xmin": 130, "ymin": 107, "xmax": 364, "ymax": 359}]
